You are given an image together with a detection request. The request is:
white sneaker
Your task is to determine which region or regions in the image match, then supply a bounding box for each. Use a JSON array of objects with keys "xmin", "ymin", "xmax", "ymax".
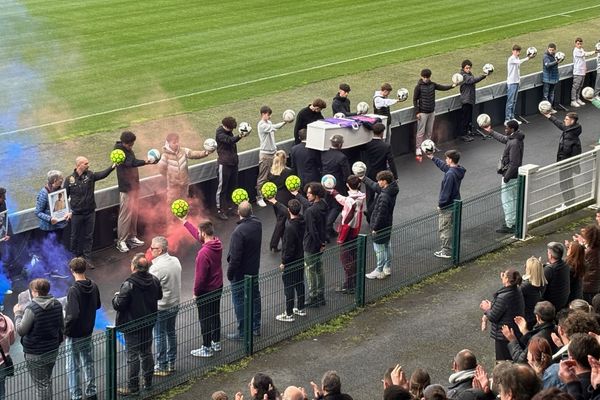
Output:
[
  {"xmin": 128, "ymin": 237, "xmax": 145, "ymax": 247},
  {"xmin": 555, "ymin": 203, "xmax": 568, "ymax": 212},
  {"xmin": 434, "ymin": 250, "xmax": 452, "ymax": 259},
  {"xmin": 293, "ymin": 308, "xmax": 306, "ymax": 316},
  {"xmin": 515, "ymin": 119, "xmax": 522, "ymax": 125},
  {"xmin": 366, "ymin": 270, "xmax": 386, "ymax": 280},
  {"xmin": 257, "ymin": 198, "xmax": 267, "ymax": 207},
  {"xmin": 571, "ymin": 101, "xmax": 581, "ymax": 107},
  {"xmin": 211, "ymin": 341, "xmax": 221, "ymax": 352},
  {"xmin": 383, "ymin": 267, "xmax": 391, "ymax": 276},
  {"xmin": 116, "ymin": 241, "xmax": 129, "ymax": 253},
  {"xmin": 577, "ymin": 99, "xmax": 586, "ymax": 106},
  {"xmin": 190, "ymin": 346, "xmax": 213, "ymax": 358},
  {"xmin": 415, "ymin": 148, "xmax": 422, "ymax": 156},
  {"xmin": 275, "ymin": 312, "xmax": 295, "ymax": 322}
]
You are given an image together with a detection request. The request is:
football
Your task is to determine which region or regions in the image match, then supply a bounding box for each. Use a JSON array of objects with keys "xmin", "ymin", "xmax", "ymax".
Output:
[
  {"xmin": 351, "ymin": 161, "xmax": 367, "ymax": 177},
  {"xmin": 231, "ymin": 188, "xmax": 249, "ymax": 205},
  {"xmin": 356, "ymin": 101, "xmax": 369, "ymax": 115},
  {"xmin": 147, "ymin": 148, "xmax": 161, "ymax": 163},
  {"xmin": 596, "ymin": 42, "xmax": 600, "ymax": 52},
  {"xmin": 238, "ymin": 122, "xmax": 252, "ymax": 136},
  {"xmin": 110, "ymin": 149, "xmax": 126, "ymax": 164},
  {"xmin": 555, "ymin": 52, "xmax": 565, "ymax": 62},
  {"xmin": 334, "ymin": 112, "xmax": 346, "ymax": 119},
  {"xmin": 582, "ymin": 86, "xmax": 595, "ymax": 100},
  {"xmin": 538, "ymin": 100, "xmax": 552, "ymax": 114},
  {"xmin": 285, "ymin": 175, "xmax": 301, "ymax": 192},
  {"xmin": 170, "ymin": 199, "xmax": 189, "ymax": 218},
  {"xmin": 321, "ymin": 174, "xmax": 337, "ymax": 190},
  {"xmin": 527, "ymin": 46, "xmax": 537, "ymax": 57},
  {"xmin": 482, "ymin": 63, "xmax": 494, "ymax": 74},
  {"xmin": 420, "ymin": 139, "xmax": 436, "ymax": 154},
  {"xmin": 397, "ymin": 88, "xmax": 409, "ymax": 102},
  {"xmin": 452, "ymin": 73, "xmax": 464, "ymax": 84},
  {"xmin": 282, "ymin": 109, "xmax": 295, "ymax": 123},
  {"xmin": 260, "ymin": 182, "xmax": 278, "ymax": 199},
  {"xmin": 476, "ymin": 113, "xmax": 491, "ymax": 128},
  {"xmin": 203, "ymin": 138, "xmax": 217, "ymax": 152}
]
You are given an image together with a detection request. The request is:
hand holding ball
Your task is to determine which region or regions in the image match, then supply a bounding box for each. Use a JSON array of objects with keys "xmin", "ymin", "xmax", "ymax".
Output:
[
  {"xmin": 527, "ymin": 47, "xmax": 537, "ymax": 57},
  {"xmin": 397, "ymin": 88, "xmax": 409, "ymax": 102},
  {"xmin": 482, "ymin": 63, "xmax": 494, "ymax": 74},
  {"xmin": 321, "ymin": 174, "xmax": 337, "ymax": 190},
  {"xmin": 356, "ymin": 102, "xmax": 369, "ymax": 115},
  {"xmin": 238, "ymin": 122, "xmax": 252, "ymax": 137},
  {"xmin": 282, "ymin": 110, "xmax": 296, "ymax": 123},
  {"xmin": 538, "ymin": 101, "xmax": 552, "ymax": 114},
  {"xmin": 420, "ymin": 139, "xmax": 436, "ymax": 154},
  {"xmin": 147, "ymin": 148, "xmax": 161, "ymax": 164},
  {"xmin": 171, "ymin": 199, "xmax": 189, "ymax": 218},
  {"xmin": 285, "ymin": 175, "xmax": 301, "ymax": 192},
  {"xmin": 351, "ymin": 161, "xmax": 367, "ymax": 177},
  {"xmin": 203, "ymin": 138, "xmax": 217, "ymax": 152},
  {"xmin": 452, "ymin": 73, "xmax": 464, "ymax": 85},
  {"xmin": 110, "ymin": 149, "xmax": 126, "ymax": 165},
  {"xmin": 231, "ymin": 188, "xmax": 249, "ymax": 205},
  {"xmin": 260, "ymin": 182, "xmax": 278, "ymax": 200},
  {"xmin": 477, "ymin": 114, "xmax": 491, "ymax": 128}
]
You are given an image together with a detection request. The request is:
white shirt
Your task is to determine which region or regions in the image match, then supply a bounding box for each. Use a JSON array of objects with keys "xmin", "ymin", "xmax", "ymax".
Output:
[
  {"xmin": 257, "ymin": 119, "xmax": 284, "ymax": 155},
  {"xmin": 572, "ymin": 47, "xmax": 596, "ymax": 76},
  {"xmin": 373, "ymin": 91, "xmax": 398, "ymax": 108},
  {"xmin": 506, "ymin": 55, "xmax": 528, "ymax": 84}
]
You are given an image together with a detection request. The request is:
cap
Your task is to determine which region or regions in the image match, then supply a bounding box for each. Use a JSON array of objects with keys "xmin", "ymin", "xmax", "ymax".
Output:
[
  {"xmin": 339, "ymin": 83, "xmax": 351, "ymax": 93},
  {"xmin": 547, "ymin": 241, "xmax": 564, "ymax": 259}
]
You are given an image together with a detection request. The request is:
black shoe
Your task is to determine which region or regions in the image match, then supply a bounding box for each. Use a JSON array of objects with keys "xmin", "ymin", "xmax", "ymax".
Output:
[
  {"xmin": 217, "ymin": 210, "xmax": 228, "ymax": 221},
  {"xmin": 495, "ymin": 225, "xmax": 515, "ymax": 234}
]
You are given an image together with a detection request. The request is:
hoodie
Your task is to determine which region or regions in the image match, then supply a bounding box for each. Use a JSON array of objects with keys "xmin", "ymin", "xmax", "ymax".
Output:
[
  {"xmin": 363, "ymin": 177, "xmax": 399, "ymax": 244},
  {"xmin": 114, "ymin": 141, "xmax": 147, "ymax": 193},
  {"xmin": 332, "ymin": 95, "xmax": 355, "ymax": 116},
  {"xmin": 64, "ymin": 279, "xmax": 101, "ymax": 338},
  {"xmin": 184, "ymin": 221, "xmax": 224, "ymax": 295},
  {"xmin": 432, "ymin": 157, "xmax": 466, "ymax": 209},
  {"xmin": 15, "ymin": 295, "xmax": 64, "ymax": 355},
  {"xmin": 334, "ymin": 189, "xmax": 366, "ymax": 243},
  {"xmin": 489, "ymin": 129, "xmax": 524, "ymax": 183},
  {"xmin": 281, "ymin": 215, "xmax": 306, "ymax": 267},
  {"xmin": 112, "ymin": 271, "xmax": 163, "ymax": 327},
  {"xmin": 546, "ymin": 116, "xmax": 582, "ymax": 162}
]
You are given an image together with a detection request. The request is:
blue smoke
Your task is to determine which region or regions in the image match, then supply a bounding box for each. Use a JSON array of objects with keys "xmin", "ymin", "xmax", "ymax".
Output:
[{"xmin": 25, "ymin": 233, "xmax": 73, "ymax": 297}]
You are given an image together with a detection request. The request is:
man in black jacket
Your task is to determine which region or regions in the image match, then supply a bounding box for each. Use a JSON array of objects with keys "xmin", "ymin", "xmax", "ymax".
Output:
[
  {"xmin": 458, "ymin": 60, "xmax": 488, "ymax": 142},
  {"xmin": 483, "ymin": 121, "xmax": 524, "ymax": 234},
  {"xmin": 542, "ymin": 111, "xmax": 582, "ymax": 209},
  {"xmin": 276, "ymin": 199, "xmax": 306, "ymax": 322},
  {"xmin": 65, "ymin": 257, "xmax": 101, "ymax": 400},
  {"xmin": 542, "ymin": 242, "xmax": 571, "ymax": 311},
  {"xmin": 114, "ymin": 131, "xmax": 153, "ymax": 253},
  {"xmin": 293, "ymin": 99, "xmax": 326, "ymax": 144},
  {"xmin": 332, "ymin": 83, "xmax": 355, "ymax": 117},
  {"xmin": 290, "ymin": 129, "xmax": 321, "ymax": 189},
  {"xmin": 215, "ymin": 116, "xmax": 247, "ymax": 220},
  {"xmin": 446, "ymin": 349, "xmax": 477, "ymax": 400},
  {"xmin": 322, "ymin": 135, "xmax": 351, "ymax": 237},
  {"xmin": 65, "ymin": 156, "xmax": 115, "ymax": 264},
  {"xmin": 112, "ymin": 254, "xmax": 163, "ymax": 396},
  {"xmin": 226, "ymin": 201, "xmax": 262, "ymax": 339}
]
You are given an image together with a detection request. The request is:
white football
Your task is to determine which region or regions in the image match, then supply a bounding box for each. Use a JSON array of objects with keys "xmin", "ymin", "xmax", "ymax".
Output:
[
  {"xmin": 321, "ymin": 174, "xmax": 337, "ymax": 190},
  {"xmin": 238, "ymin": 122, "xmax": 252, "ymax": 136},
  {"xmin": 352, "ymin": 161, "xmax": 367, "ymax": 177},
  {"xmin": 582, "ymin": 87, "xmax": 595, "ymax": 100},
  {"xmin": 452, "ymin": 73, "xmax": 464, "ymax": 84},
  {"xmin": 356, "ymin": 101, "xmax": 369, "ymax": 115},
  {"xmin": 476, "ymin": 113, "xmax": 491, "ymax": 128},
  {"xmin": 420, "ymin": 139, "xmax": 435, "ymax": 154},
  {"xmin": 397, "ymin": 88, "xmax": 409, "ymax": 102},
  {"xmin": 596, "ymin": 42, "xmax": 600, "ymax": 52},
  {"xmin": 538, "ymin": 100, "xmax": 552, "ymax": 114},
  {"xmin": 282, "ymin": 109, "xmax": 295, "ymax": 123},
  {"xmin": 555, "ymin": 52, "xmax": 565, "ymax": 62},
  {"xmin": 147, "ymin": 148, "xmax": 161, "ymax": 163},
  {"xmin": 527, "ymin": 46, "xmax": 537, "ymax": 57},
  {"xmin": 334, "ymin": 112, "xmax": 346, "ymax": 119},
  {"xmin": 203, "ymin": 138, "xmax": 217, "ymax": 152},
  {"xmin": 482, "ymin": 63, "xmax": 494, "ymax": 74}
]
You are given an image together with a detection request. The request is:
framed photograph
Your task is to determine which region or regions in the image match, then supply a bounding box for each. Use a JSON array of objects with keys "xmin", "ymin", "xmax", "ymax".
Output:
[
  {"xmin": 48, "ymin": 188, "xmax": 70, "ymax": 221},
  {"xmin": 0, "ymin": 210, "xmax": 7, "ymax": 241}
]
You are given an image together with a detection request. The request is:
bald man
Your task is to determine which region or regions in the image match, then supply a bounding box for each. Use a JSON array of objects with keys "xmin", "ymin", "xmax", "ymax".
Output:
[
  {"xmin": 282, "ymin": 386, "xmax": 305, "ymax": 400},
  {"xmin": 65, "ymin": 156, "xmax": 115, "ymax": 264}
]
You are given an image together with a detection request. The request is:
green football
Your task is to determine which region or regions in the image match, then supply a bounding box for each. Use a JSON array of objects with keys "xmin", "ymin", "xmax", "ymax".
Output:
[
  {"xmin": 110, "ymin": 149, "xmax": 126, "ymax": 164},
  {"xmin": 261, "ymin": 182, "xmax": 278, "ymax": 199},
  {"xmin": 285, "ymin": 175, "xmax": 301, "ymax": 191},
  {"xmin": 231, "ymin": 188, "xmax": 249, "ymax": 205},
  {"xmin": 170, "ymin": 199, "xmax": 189, "ymax": 218}
]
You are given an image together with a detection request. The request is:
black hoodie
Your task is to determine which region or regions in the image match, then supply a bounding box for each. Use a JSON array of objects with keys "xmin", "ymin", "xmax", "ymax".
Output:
[
  {"xmin": 65, "ymin": 279, "xmax": 101, "ymax": 338},
  {"xmin": 331, "ymin": 95, "xmax": 356, "ymax": 117},
  {"xmin": 112, "ymin": 271, "xmax": 162, "ymax": 327},
  {"xmin": 363, "ymin": 177, "xmax": 399, "ymax": 244},
  {"xmin": 114, "ymin": 141, "xmax": 146, "ymax": 193}
]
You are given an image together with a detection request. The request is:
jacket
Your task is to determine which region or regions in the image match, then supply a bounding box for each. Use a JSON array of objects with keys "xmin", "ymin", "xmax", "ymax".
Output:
[
  {"xmin": 184, "ymin": 221, "xmax": 224, "ymax": 296},
  {"xmin": 362, "ymin": 138, "xmax": 398, "ymax": 180},
  {"xmin": 64, "ymin": 279, "xmax": 101, "ymax": 338},
  {"xmin": 15, "ymin": 295, "xmax": 64, "ymax": 355},
  {"xmin": 0, "ymin": 314, "xmax": 15, "ymax": 363},
  {"xmin": 542, "ymin": 50, "xmax": 560, "ymax": 84},
  {"xmin": 321, "ymin": 149, "xmax": 351, "ymax": 194},
  {"xmin": 447, "ymin": 369, "xmax": 476, "ymax": 400},
  {"xmin": 583, "ymin": 246, "xmax": 600, "ymax": 294},
  {"xmin": 281, "ymin": 215, "xmax": 306, "ymax": 267},
  {"xmin": 297, "ymin": 194, "xmax": 328, "ymax": 254},
  {"xmin": 114, "ymin": 141, "xmax": 147, "ymax": 193},
  {"xmin": 485, "ymin": 285, "xmax": 524, "ymax": 341},
  {"xmin": 489, "ymin": 129, "xmax": 524, "ymax": 183},
  {"xmin": 413, "ymin": 79, "xmax": 454, "ymax": 114},
  {"xmin": 569, "ymin": 268, "xmax": 583, "ymax": 302},
  {"xmin": 363, "ymin": 177, "xmax": 399, "ymax": 244},
  {"xmin": 290, "ymin": 143, "xmax": 321, "ymax": 184},
  {"xmin": 543, "ymin": 259, "xmax": 571, "ymax": 311},
  {"xmin": 507, "ymin": 321, "xmax": 557, "ymax": 363},
  {"xmin": 432, "ymin": 157, "xmax": 466, "ymax": 209},
  {"xmin": 158, "ymin": 142, "xmax": 207, "ymax": 189},
  {"xmin": 216, "ymin": 126, "xmax": 241, "ymax": 167},
  {"xmin": 459, "ymin": 71, "xmax": 486, "ymax": 105},
  {"xmin": 331, "ymin": 95, "xmax": 355, "ymax": 116},
  {"xmin": 35, "ymin": 186, "xmax": 68, "ymax": 231},
  {"xmin": 227, "ymin": 216, "xmax": 262, "ymax": 282},
  {"xmin": 112, "ymin": 271, "xmax": 163, "ymax": 327},
  {"xmin": 294, "ymin": 105, "xmax": 324, "ymax": 144},
  {"xmin": 334, "ymin": 190, "xmax": 365, "ymax": 243},
  {"xmin": 520, "ymin": 280, "xmax": 545, "ymax": 329},
  {"xmin": 149, "ymin": 253, "xmax": 182, "ymax": 310},
  {"xmin": 268, "ymin": 167, "xmax": 294, "ymax": 205},
  {"xmin": 65, "ymin": 166, "xmax": 114, "ymax": 214},
  {"xmin": 547, "ymin": 116, "xmax": 582, "ymax": 162}
]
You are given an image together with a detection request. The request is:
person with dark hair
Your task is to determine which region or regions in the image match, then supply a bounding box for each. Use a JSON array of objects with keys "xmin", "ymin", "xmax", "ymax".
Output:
[
  {"xmin": 182, "ymin": 219, "xmax": 223, "ymax": 358},
  {"xmin": 532, "ymin": 388, "xmax": 575, "ymax": 400},
  {"xmin": 226, "ymin": 201, "xmax": 262, "ymax": 339},
  {"xmin": 295, "ymin": 182, "xmax": 328, "ymax": 308},
  {"xmin": 332, "ymin": 83, "xmax": 356, "ymax": 117},
  {"xmin": 249, "ymin": 373, "xmax": 279, "ymax": 400},
  {"xmin": 384, "ymin": 386, "xmax": 412, "ymax": 400},
  {"xmin": 322, "ymin": 134, "xmax": 351, "ymax": 237},
  {"xmin": 158, "ymin": 132, "xmax": 212, "ymax": 205},
  {"xmin": 35, "ymin": 170, "xmax": 70, "ymax": 245},
  {"xmin": 447, "ymin": 349, "xmax": 477, "ymax": 399},
  {"xmin": 216, "ymin": 116, "xmax": 246, "ymax": 220},
  {"xmin": 65, "ymin": 257, "xmax": 101, "ymax": 400},
  {"xmin": 256, "ymin": 106, "xmax": 287, "ymax": 207},
  {"xmin": 363, "ymin": 170, "xmax": 398, "ymax": 279},
  {"xmin": 542, "ymin": 43, "xmax": 562, "ymax": 112},
  {"xmin": 543, "ymin": 242, "xmax": 571, "ymax": 311},
  {"xmin": 574, "ymin": 225, "xmax": 600, "ymax": 302},
  {"xmin": 293, "ymin": 99, "xmax": 326, "ymax": 144},
  {"xmin": 498, "ymin": 364, "xmax": 541, "ymax": 400},
  {"xmin": 373, "ymin": 83, "xmax": 399, "ymax": 129},
  {"xmin": 504, "ymin": 301, "xmax": 557, "ymax": 363},
  {"xmin": 410, "ymin": 368, "xmax": 431, "ymax": 400},
  {"xmin": 565, "ymin": 240, "xmax": 586, "ymax": 302},
  {"xmin": 310, "ymin": 370, "xmax": 353, "ymax": 400},
  {"xmin": 112, "ymin": 254, "xmax": 163, "ymax": 396},
  {"xmin": 413, "ymin": 69, "xmax": 457, "ymax": 156},
  {"xmin": 458, "ymin": 60, "xmax": 488, "ymax": 142},
  {"xmin": 505, "ymin": 44, "xmax": 534, "ymax": 123},
  {"xmin": 426, "ymin": 149, "xmax": 466, "ymax": 259},
  {"xmin": 482, "ymin": 120, "xmax": 524, "ymax": 234},
  {"xmin": 571, "ymin": 37, "xmax": 596, "ymax": 107},
  {"xmin": 275, "ymin": 199, "xmax": 306, "ymax": 322},
  {"xmin": 267, "ymin": 150, "xmax": 294, "ymax": 252},
  {"xmin": 290, "ymin": 129, "xmax": 321, "ymax": 188},
  {"xmin": 424, "ymin": 385, "xmax": 448, "ymax": 400},
  {"xmin": 560, "ymin": 333, "xmax": 600, "ymax": 400},
  {"xmin": 480, "ymin": 268, "xmax": 525, "ymax": 361}
]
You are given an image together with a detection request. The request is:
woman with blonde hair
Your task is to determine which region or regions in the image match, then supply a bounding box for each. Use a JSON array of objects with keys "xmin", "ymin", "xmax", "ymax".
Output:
[
  {"xmin": 521, "ymin": 257, "xmax": 547, "ymax": 330},
  {"xmin": 266, "ymin": 150, "xmax": 293, "ymax": 252}
]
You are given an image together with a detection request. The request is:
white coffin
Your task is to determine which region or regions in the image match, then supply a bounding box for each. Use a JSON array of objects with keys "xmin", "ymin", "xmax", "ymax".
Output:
[{"xmin": 305, "ymin": 115, "xmax": 388, "ymax": 151}]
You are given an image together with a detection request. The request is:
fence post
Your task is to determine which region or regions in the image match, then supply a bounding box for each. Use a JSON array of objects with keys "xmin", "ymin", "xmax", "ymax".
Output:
[
  {"xmin": 516, "ymin": 165, "xmax": 538, "ymax": 240},
  {"xmin": 105, "ymin": 326, "xmax": 117, "ymax": 400},
  {"xmin": 451, "ymin": 200, "xmax": 462, "ymax": 266},
  {"xmin": 355, "ymin": 234, "xmax": 367, "ymax": 307},
  {"xmin": 594, "ymin": 145, "xmax": 600, "ymax": 208},
  {"xmin": 243, "ymin": 275, "xmax": 255, "ymax": 356}
]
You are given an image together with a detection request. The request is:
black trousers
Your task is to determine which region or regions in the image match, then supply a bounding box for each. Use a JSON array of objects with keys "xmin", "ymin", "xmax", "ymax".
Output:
[
  {"xmin": 216, "ymin": 164, "xmax": 238, "ymax": 211},
  {"xmin": 70, "ymin": 212, "xmax": 95, "ymax": 259},
  {"xmin": 460, "ymin": 103, "xmax": 473, "ymax": 136},
  {"xmin": 270, "ymin": 205, "xmax": 287, "ymax": 250},
  {"xmin": 124, "ymin": 328, "xmax": 154, "ymax": 390},
  {"xmin": 282, "ymin": 264, "xmax": 305, "ymax": 315},
  {"xmin": 196, "ymin": 288, "xmax": 222, "ymax": 348}
]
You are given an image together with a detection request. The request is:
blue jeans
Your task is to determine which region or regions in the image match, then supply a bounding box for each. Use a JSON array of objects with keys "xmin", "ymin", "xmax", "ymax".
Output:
[
  {"xmin": 543, "ymin": 82, "xmax": 556, "ymax": 105},
  {"xmin": 231, "ymin": 279, "xmax": 261, "ymax": 335},
  {"xmin": 505, "ymin": 83, "xmax": 519, "ymax": 121},
  {"xmin": 153, "ymin": 307, "xmax": 178, "ymax": 370},
  {"xmin": 501, "ymin": 178, "xmax": 518, "ymax": 227},
  {"xmin": 373, "ymin": 242, "xmax": 391, "ymax": 272},
  {"xmin": 66, "ymin": 336, "xmax": 96, "ymax": 400}
]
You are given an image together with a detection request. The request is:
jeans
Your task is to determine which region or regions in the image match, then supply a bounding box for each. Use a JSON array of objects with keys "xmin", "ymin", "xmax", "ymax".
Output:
[
  {"xmin": 438, "ymin": 207, "xmax": 453, "ymax": 253},
  {"xmin": 231, "ymin": 279, "xmax": 261, "ymax": 335},
  {"xmin": 543, "ymin": 82, "xmax": 556, "ymax": 106},
  {"xmin": 66, "ymin": 336, "xmax": 96, "ymax": 400},
  {"xmin": 282, "ymin": 263, "xmax": 305, "ymax": 315},
  {"xmin": 505, "ymin": 83, "xmax": 519, "ymax": 121},
  {"xmin": 501, "ymin": 178, "xmax": 518, "ymax": 227},
  {"xmin": 373, "ymin": 241, "xmax": 391, "ymax": 273},
  {"xmin": 304, "ymin": 251, "xmax": 324, "ymax": 301},
  {"xmin": 154, "ymin": 307, "xmax": 179, "ymax": 370},
  {"xmin": 124, "ymin": 329, "xmax": 154, "ymax": 391},
  {"xmin": 25, "ymin": 351, "xmax": 58, "ymax": 400},
  {"xmin": 196, "ymin": 289, "xmax": 222, "ymax": 347}
]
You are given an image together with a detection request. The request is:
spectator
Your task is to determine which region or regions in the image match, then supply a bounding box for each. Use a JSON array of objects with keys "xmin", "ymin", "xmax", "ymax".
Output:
[
  {"xmin": 543, "ymin": 242, "xmax": 571, "ymax": 311},
  {"xmin": 282, "ymin": 386, "xmax": 305, "ymax": 400},
  {"xmin": 384, "ymin": 386, "xmax": 412, "ymax": 400},
  {"xmin": 373, "ymin": 83, "xmax": 399, "ymax": 129},
  {"xmin": 290, "ymin": 129, "xmax": 321, "ymax": 190},
  {"xmin": 480, "ymin": 268, "xmax": 525, "ymax": 361},
  {"xmin": 321, "ymin": 134, "xmax": 351, "ymax": 238},
  {"xmin": 497, "ymin": 363, "xmax": 541, "ymax": 400},
  {"xmin": 458, "ymin": 60, "xmax": 488, "ymax": 142},
  {"xmin": 310, "ymin": 370, "xmax": 353, "ymax": 400},
  {"xmin": 212, "ymin": 391, "xmax": 228, "ymax": 400},
  {"xmin": 65, "ymin": 156, "xmax": 114, "ymax": 264},
  {"xmin": 183, "ymin": 220, "xmax": 223, "ymax": 358},
  {"xmin": 149, "ymin": 236, "xmax": 182, "ymax": 375},
  {"xmin": 571, "ymin": 37, "xmax": 596, "ymax": 108},
  {"xmin": 570, "ymin": 299, "xmax": 591, "ymax": 313},
  {"xmin": 410, "ymin": 368, "xmax": 431, "ymax": 400},
  {"xmin": 35, "ymin": 170, "xmax": 70, "ymax": 245},
  {"xmin": 157, "ymin": 132, "xmax": 211, "ymax": 205},
  {"xmin": 248, "ymin": 373, "xmax": 279, "ymax": 400},
  {"xmin": 565, "ymin": 240, "xmax": 585, "ymax": 303},
  {"xmin": 255, "ymin": 105, "xmax": 287, "ymax": 207},
  {"xmin": 114, "ymin": 131, "xmax": 152, "ymax": 253},
  {"xmin": 542, "ymin": 43, "xmax": 562, "ymax": 113},
  {"xmin": 525, "ymin": 337, "xmax": 553, "ymax": 389},
  {"xmin": 294, "ymin": 99, "xmax": 326, "ymax": 145},
  {"xmin": 267, "ymin": 150, "xmax": 294, "ymax": 252},
  {"xmin": 447, "ymin": 349, "xmax": 477, "ymax": 400},
  {"xmin": 521, "ymin": 257, "xmax": 548, "ymax": 329},
  {"xmin": 424, "ymin": 385, "xmax": 448, "ymax": 400},
  {"xmin": 64, "ymin": 258, "xmax": 101, "ymax": 400},
  {"xmin": 574, "ymin": 225, "xmax": 600, "ymax": 302},
  {"xmin": 14, "ymin": 278, "xmax": 64, "ymax": 400},
  {"xmin": 505, "ymin": 301, "xmax": 557, "ymax": 362},
  {"xmin": 532, "ymin": 388, "xmax": 575, "ymax": 400},
  {"xmin": 215, "ymin": 117, "xmax": 246, "ymax": 221},
  {"xmin": 505, "ymin": 44, "xmax": 534, "ymax": 123},
  {"xmin": 560, "ymin": 333, "xmax": 600, "ymax": 400},
  {"xmin": 332, "ymin": 83, "xmax": 355, "ymax": 117},
  {"xmin": 226, "ymin": 201, "xmax": 262, "ymax": 339},
  {"xmin": 0, "ymin": 309, "xmax": 15, "ymax": 400},
  {"xmin": 112, "ymin": 254, "xmax": 163, "ymax": 396},
  {"xmin": 363, "ymin": 170, "xmax": 399, "ymax": 279}
]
